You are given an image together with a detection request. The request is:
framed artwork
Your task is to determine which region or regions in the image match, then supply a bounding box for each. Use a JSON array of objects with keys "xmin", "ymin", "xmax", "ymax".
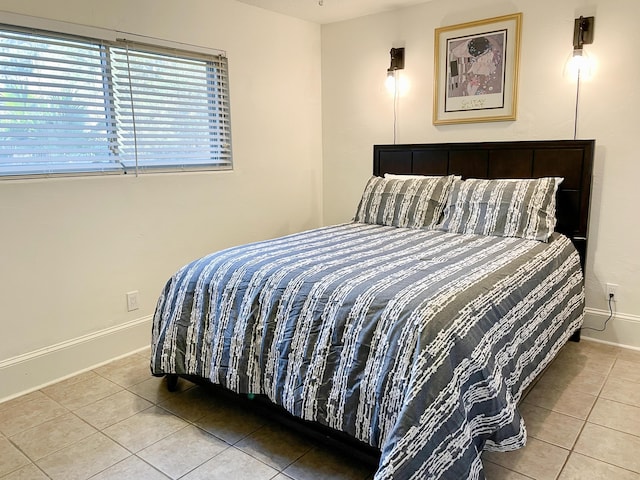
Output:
[{"xmin": 433, "ymin": 13, "xmax": 522, "ymax": 125}]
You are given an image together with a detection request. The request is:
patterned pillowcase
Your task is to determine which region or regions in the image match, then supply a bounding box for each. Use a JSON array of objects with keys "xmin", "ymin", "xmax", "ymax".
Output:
[
  {"xmin": 354, "ymin": 175, "xmax": 455, "ymax": 229},
  {"xmin": 440, "ymin": 177, "xmax": 563, "ymax": 241}
]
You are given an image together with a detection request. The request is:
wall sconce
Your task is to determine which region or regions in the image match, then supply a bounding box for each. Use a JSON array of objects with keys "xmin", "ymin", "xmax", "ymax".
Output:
[
  {"xmin": 385, "ymin": 47, "xmax": 405, "ymax": 93},
  {"xmin": 385, "ymin": 47, "xmax": 406, "ymax": 143},
  {"xmin": 573, "ymin": 15, "xmax": 594, "ymax": 52},
  {"xmin": 387, "ymin": 48, "xmax": 405, "ymax": 75},
  {"xmin": 567, "ymin": 16, "xmax": 595, "ymax": 78},
  {"xmin": 568, "ymin": 15, "xmax": 595, "ymax": 140}
]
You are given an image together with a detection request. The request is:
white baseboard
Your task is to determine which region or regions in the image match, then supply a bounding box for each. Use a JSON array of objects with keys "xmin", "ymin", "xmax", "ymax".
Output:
[
  {"xmin": 0, "ymin": 316, "xmax": 153, "ymax": 403},
  {"xmin": 582, "ymin": 307, "xmax": 640, "ymax": 350}
]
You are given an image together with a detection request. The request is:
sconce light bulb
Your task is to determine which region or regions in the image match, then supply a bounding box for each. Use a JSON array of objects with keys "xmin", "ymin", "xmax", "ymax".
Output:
[
  {"xmin": 385, "ymin": 70, "xmax": 397, "ymax": 92},
  {"xmin": 385, "ymin": 69, "xmax": 409, "ymax": 96},
  {"xmin": 566, "ymin": 48, "xmax": 593, "ymax": 79}
]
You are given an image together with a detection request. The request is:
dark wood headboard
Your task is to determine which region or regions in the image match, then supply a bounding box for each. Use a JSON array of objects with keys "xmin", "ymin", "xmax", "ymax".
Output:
[{"xmin": 373, "ymin": 140, "xmax": 594, "ymax": 269}]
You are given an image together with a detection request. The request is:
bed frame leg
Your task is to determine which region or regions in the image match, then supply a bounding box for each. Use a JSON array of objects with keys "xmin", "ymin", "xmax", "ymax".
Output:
[
  {"xmin": 166, "ymin": 374, "xmax": 179, "ymax": 392},
  {"xmin": 570, "ymin": 329, "xmax": 581, "ymax": 342}
]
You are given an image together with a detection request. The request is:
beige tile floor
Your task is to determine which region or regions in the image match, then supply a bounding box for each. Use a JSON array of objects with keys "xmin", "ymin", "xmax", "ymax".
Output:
[{"xmin": 1, "ymin": 339, "xmax": 639, "ymax": 479}]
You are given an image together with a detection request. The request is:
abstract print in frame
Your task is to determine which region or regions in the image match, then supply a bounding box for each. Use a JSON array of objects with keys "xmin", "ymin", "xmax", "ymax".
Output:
[{"xmin": 433, "ymin": 13, "xmax": 522, "ymax": 125}]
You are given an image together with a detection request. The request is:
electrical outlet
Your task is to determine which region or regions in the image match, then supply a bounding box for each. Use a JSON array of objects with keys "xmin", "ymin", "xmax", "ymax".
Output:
[
  {"xmin": 605, "ymin": 283, "xmax": 618, "ymax": 301},
  {"xmin": 126, "ymin": 291, "xmax": 140, "ymax": 311}
]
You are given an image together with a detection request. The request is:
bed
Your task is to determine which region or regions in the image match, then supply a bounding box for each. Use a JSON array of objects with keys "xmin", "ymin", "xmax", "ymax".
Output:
[{"xmin": 151, "ymin": 139, "xmax": 594, "ymax": 480}]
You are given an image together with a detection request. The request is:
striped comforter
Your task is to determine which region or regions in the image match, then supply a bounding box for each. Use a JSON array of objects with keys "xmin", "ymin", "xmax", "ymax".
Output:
[{"xmin": 151, "ymin": 223, "xmax": 584, "ymax": 479}]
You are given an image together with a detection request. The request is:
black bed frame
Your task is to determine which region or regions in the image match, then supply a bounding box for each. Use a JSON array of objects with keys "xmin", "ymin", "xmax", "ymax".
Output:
[{"xmin": 166, "ymin": 139, "xmax": 595, "ymax": 468}]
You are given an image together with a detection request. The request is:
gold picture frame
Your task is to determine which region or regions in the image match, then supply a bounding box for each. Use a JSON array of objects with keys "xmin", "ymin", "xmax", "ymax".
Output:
[{"xmin": 433, "ymin": 13, "xmax": 522, "ymax": 125}]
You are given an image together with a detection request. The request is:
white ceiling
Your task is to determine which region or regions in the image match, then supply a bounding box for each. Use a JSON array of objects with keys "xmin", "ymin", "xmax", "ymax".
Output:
[{"xmin": 235, "ymin": 0, "xmax": 429, "ymax": 24}]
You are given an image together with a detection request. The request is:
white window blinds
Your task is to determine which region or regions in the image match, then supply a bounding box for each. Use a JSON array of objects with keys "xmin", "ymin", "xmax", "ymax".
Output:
[
  {"xmin": 111, "ymin": 43, "xmax": 232, "ymax": 172},
  {"xmin": 0, "ymin": 29, "xmax": 119, "ymax": 175},
  {"xmin": 0, "ymin": 25, "xmax": 232, "ymax": 178}
]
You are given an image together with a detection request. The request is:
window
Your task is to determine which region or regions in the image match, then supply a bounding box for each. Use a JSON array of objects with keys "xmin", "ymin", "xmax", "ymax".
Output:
[{"xmin": 0, "ymin": 24, "xmax": 232, "ymax": 178}]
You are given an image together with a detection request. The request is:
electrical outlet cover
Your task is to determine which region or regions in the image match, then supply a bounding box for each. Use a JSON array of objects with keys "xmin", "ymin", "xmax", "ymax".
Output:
[{"xmin": 126, "ymin": 291, "xmax": 139, "ymax": 311}]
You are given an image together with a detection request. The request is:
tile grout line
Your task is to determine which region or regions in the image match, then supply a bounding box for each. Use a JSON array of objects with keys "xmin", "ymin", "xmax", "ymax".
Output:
[
  {"xmin": 492, "ymin": 341, "xmax": 622, "ymax": 479},
  {"xmin": 555, "ymin": 342, "xmax": 616, "ymax": 479},
  {"xmin": 4, "ymin": 354, "xmax": 307, "ymax": 479},
  {"xmin": 90, "ymin": 370, "xmax": 227, "ymax": 478},
  {"xmin": 553, "ymin": 344, "xmax": 640, "ymax": 478},
  {"xmin": 2, "ymin": 434, "xmax": 51, "ymax": 479},
  {"xmin": 482, "ymin": 459, "xmax": 537, "ymax": 479},
  {"xmin": 27, "ymin": 359, "xmax": 161, "ymax": 478},
  {"xmin": 115, "ymin": 379, "xmax": 287, "ymax": 479}
]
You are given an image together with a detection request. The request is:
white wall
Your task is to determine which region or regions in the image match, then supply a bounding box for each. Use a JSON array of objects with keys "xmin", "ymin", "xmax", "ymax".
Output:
[
  {"xmin": 321, "ymin": 0, "xmax": 640, "ymax": 347},
  {"xmin": 2, "ymin": 0, "xmax": 638, "ymax": 401},
  {"xmin": 0, "ymin": 0, "xmax": 322, "ymax": 399}
]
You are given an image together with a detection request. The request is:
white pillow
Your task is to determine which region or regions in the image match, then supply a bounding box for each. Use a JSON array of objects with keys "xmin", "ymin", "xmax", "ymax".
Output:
[{"xmin": 384, "ymin": 173, "xmax": 462, "ymax": 180}]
